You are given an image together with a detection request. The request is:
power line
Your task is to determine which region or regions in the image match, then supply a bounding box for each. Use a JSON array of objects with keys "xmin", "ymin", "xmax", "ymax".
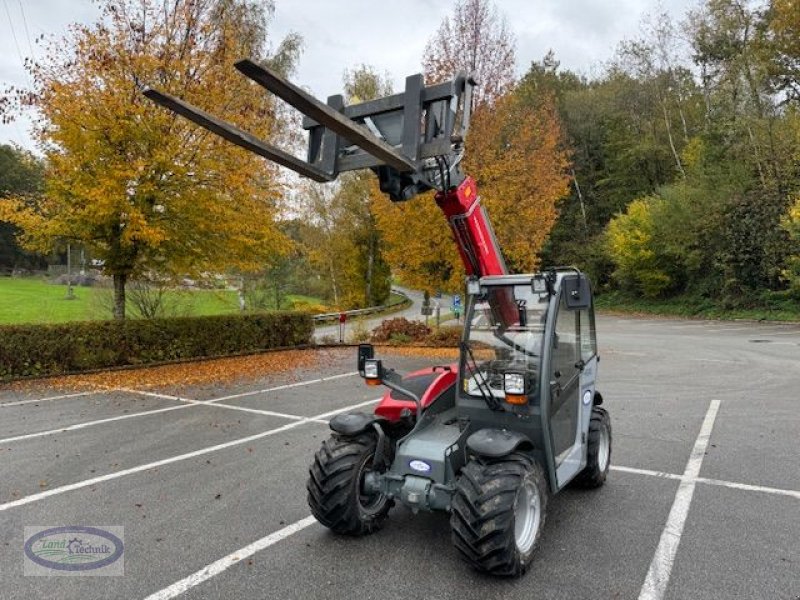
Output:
[
  {"xmin": 1, "ymin": 0, "xmax": 26, "ymax": 71},
  {"xmin": 16, "ymin": 0, "xmax": 34, "ymax": 57}
]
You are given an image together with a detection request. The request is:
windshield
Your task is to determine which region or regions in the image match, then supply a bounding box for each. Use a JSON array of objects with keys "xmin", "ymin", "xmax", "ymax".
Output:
[{"xmin": 463, "ymin": 285, "xmax": 549, "ymax": 400}]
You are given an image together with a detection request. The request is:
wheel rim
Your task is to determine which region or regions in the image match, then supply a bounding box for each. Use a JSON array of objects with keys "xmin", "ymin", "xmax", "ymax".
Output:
[
  {"xmin": 357, "ymin": 457, "xmax": 386, "ymax": 513},
  {"xmin": 514, "ymin": 480, "xmax": 541, "ymax": 554},
  {"xmin": 597, "ymin": 424, "xmax": 610, "ymax": 472}
]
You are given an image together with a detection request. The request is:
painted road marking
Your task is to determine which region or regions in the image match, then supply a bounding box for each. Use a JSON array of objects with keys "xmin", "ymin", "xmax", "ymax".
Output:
[
  {"xmin": 1, "ymin": 373, "xmax": 362, "ymax": 446},
  {"xmin": 611, "ymin": 465, "xmax": 800, "ymax": 500},
  {"xmin": 208, "ymin": 371, "xmax": 359, "ymax": 403},
  {"xmin": 145, "ymin": 458, "xmax": 800, "ymax": 600},
  {"xmin": 0, "ymin": 390, "xmax": 101, "ymax": 407},
  {"xmin": 143, "ymin": 516, "xmax": 319, "ymax": 600},
  {"xmin": 611, "ymin": 465, "xmax": 683, "ymax": 481},
  {"xmin": 0, "ymin": 403, "xmax": 194, "ymax": 445},
  {"xmin": 0, "ymin": 397, "xmax": 381, "ymax": 513},
  {"xmin": 195, "ymin": 401, "xmax": 329, "ymax": 423},
  {"xmin": 694, "ymin": 476, "xmax": 800, "ymax": 500},
  {"xmin": 123, "ymin": 388, "xmax": 329, "ymax": 423},
  {"xmin": 638, "ymin": 399, "xmax": 721, "ymax": 600},
  {"xmin": 689, "ymin": 358, "xmax": 741, "ymax": 364}
]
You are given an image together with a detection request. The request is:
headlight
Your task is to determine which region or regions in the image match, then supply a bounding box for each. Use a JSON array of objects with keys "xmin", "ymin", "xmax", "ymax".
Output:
[{"xmin": 504, "ymin": 372, "xmax": 526, "ymax": 395}]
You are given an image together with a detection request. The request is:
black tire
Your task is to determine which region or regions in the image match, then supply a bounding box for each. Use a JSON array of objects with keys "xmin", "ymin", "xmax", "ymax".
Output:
[
  {"xmin": 450, "ymin": 454, "xmax": 548, "ymax": 576},
  {"xmin": 306, "ymin": 433, "xmax": 392, "ymax": 535},
  {"xmin": 574, "ymin": 407, "xmax": 611, "ymax": 488}
]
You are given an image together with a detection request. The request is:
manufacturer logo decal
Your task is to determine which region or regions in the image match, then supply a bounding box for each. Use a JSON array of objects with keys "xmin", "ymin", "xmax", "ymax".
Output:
[{"xmin": 409, "ymin": 460, "xmax": 432, "ymax": 473}]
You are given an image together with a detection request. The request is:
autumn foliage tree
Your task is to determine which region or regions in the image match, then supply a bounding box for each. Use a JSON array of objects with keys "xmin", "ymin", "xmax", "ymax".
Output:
[
  {"xmin": 423, "ymin": 0, "xmax": 516, "ymax": 107},
  {"xmin": 298, "ymin": 66, "xmax": 393, "ymax": 309},
  {"xmin": 374, "ymin": 0, "xmax": 568, "ymax": 292},
  {"xmin": 0, "ymin": 0, "xmax": 299, "ymax": 319},
  {"xmin": 465, "ymin": 92, "xmax": 570, "ymax": 272}
]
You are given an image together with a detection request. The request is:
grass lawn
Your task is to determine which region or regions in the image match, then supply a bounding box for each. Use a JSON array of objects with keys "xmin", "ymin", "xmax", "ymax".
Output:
[
  {"xmin": 0, "ymin": 277, "xmax": 323, "ymax": 325},
  {"xmin": 595, "ymin": 290, "xmax": 800, "ymax": 322}
]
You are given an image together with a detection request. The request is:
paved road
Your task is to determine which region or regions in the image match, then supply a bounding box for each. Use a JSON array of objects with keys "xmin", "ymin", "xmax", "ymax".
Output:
[
  {"xmin": 313, "ymin": 286, "xmax": 457, "ymax": 341},
  {"xmin": 1, "ymin": 315, "xmax": 799, "ymax": 599}
]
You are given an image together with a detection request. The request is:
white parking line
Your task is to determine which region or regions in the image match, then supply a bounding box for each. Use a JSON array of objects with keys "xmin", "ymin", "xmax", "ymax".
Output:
[
  {"xmin": 0, "ymin": 373, "xmax": 362, "ymax": 446},
  {"xmin": 689, "ymin": 358, "xmax": 740, "ymax": 364},
  {"xmin": 146, "ymin": 455, "xmax": 799, "ymax": 600},
  {"xmin": 208, "ymin": 372, "xmax": 359, "ymax": 403},
  {"xmin": 0, "ymin": 404, "xmax": 194, "ymax": 445},
  {"xmin": 0, "ymin": 397, "xmax": 380, "ymax": 513},
  {"xmin": 0, "ymin": 391, "xmax": 101, "ymax": 407},
  {"xmin": 122, "ymin": 388, "xmax": 329, "ymax": 423},
  {"xmin": 638, "ymin": 399, "xmax": 721, "ymax": 600},
  {"xmin": 611, "ymin": 465, "xmax": 800, "ymax": 500},
  {"xmin": 143, "ymin": 516, "xmax": 319, "ymax": 600},
  {"xmin": 0, "ymin": 400, "xmax": 323, "ymax": 445},
  {"xmin": 694, "ymin": 476, "xmax": 800, "ymax": 500},
  {"xmin": 611, "ymin": 465, "xmax": 683, "ymax": 481},
  {"xmin": 199, "ymin": 401, "xmax": 328, "ymax": 424}
]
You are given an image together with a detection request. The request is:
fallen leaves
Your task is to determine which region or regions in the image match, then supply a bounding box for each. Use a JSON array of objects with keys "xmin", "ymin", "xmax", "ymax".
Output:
[
  {"xmin": 375, "ymin": 346, "xmax": 460, "ymax": 360},
  {"xmin": 1, "ymin": 348, "xmax": 348, "ymax": 394}
]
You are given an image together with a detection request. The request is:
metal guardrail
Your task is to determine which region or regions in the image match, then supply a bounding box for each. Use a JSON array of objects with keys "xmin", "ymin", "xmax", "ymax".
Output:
[{"xmin": 312, "ymin": 288, "xmax": 411, "ymax": 323}]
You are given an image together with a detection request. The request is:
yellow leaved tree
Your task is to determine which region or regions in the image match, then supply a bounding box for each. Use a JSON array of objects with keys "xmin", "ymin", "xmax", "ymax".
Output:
[
  {"xmin": 374, "ymin": 89, "xmax": 570, "ymax": 292},
  {"xmin": 374, "ymin": 0, "xmax": 569, "ymax": 293},
  {"xmin": 0, "ymin": 0, "xmax": 300, "ymax": 319}
]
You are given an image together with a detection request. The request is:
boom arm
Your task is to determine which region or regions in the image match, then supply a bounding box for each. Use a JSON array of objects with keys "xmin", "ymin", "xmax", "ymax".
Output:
[{"xmin": 143, "ymin": 60, "xmax": 511, "ymax": 283}]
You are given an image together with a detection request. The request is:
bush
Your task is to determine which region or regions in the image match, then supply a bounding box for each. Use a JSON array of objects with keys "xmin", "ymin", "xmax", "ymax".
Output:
[
  {"xmin": 0, "ymin": 311, "xmax": 313, "ymax": 380},
  {"xmin": 370, "ymin": 317, "xmax": 430, "ymax": 343},
  {"xmin": 424, "ymin": 325, "xmax": 462, "ymax": 346},
  {"xmin": 605, "ymin": 198, "xmax": 672, "ymax": 298}
]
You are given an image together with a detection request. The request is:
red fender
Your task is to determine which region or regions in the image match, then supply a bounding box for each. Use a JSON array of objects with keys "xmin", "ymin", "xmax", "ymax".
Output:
[{"xmin": 374, "ymin": 364, "xmax": 458, "ymax": 422}]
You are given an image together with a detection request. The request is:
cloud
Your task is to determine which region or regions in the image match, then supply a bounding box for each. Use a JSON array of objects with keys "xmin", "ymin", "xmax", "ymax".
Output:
[{"xmin": 0, "ymin": 0, "xmax": 699, "ymax": 150}]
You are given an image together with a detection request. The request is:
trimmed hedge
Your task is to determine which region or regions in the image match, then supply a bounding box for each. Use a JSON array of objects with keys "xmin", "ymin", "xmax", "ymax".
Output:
[{"xmin": 0, "ymin": 312, "xmax": 313, "ymax": 380}]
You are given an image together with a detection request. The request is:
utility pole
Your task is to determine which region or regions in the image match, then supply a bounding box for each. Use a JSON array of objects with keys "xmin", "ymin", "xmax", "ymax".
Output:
[{"xmin": 65, "ymin": 243, "xmax": 75, "ymax": 300}]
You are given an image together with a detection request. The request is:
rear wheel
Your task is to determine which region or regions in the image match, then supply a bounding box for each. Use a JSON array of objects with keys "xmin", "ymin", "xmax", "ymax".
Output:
[
  {"xmin": 306, "ymin": 433, "xmax": 392, "ymax": 535},
  {"xmin": 450, "ymin": 454, "xmax": 547, "ymax": 576},
  {"xmin": 574, "ymin": 407, "xmax": 611, "ymax": 488}
]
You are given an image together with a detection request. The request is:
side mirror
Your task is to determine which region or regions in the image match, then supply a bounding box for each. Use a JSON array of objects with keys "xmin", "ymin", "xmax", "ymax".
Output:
[
  {"xmin": 357, "ymin": 344, "xmax": 374, "ymax": 377},
  {"xmin": 563, "ymin": 274, "xmax": 591, "ymax": 310}
]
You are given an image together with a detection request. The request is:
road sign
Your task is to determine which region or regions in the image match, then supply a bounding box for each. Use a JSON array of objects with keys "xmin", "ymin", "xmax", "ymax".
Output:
[{"xmin": 453, "ymin": 294, "xmax": 461, "ymax": 307}]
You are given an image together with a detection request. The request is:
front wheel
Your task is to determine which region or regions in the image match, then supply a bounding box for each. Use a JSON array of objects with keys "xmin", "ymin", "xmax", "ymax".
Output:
[
  {"xmin": 450, "ymin": 454, "xmax": 548, "ymax": 576},
  {"xmin": 574, "ymin": 407, "xmax": 611, "ymax": 488},
  {"xmin": 306, "ymin": 433, "xmax": 392, "ymax": 535}
]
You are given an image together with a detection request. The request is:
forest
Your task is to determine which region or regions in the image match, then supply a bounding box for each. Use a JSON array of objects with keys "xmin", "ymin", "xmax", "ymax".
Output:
[{"xmin": 1, "ymin": 0, "xmax": 798, "ymax": 319}]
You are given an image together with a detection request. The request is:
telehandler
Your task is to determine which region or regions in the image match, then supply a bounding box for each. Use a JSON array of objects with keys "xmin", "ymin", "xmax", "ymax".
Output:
[{"xmin": 145, "ymin": 60, "xmax": 611, "ymax": 576}]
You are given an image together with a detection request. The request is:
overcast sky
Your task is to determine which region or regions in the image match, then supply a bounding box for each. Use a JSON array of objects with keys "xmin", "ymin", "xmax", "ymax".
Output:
[{"xmin": 0, "ymin": 0, "xmax": 699, "ymax": 150}]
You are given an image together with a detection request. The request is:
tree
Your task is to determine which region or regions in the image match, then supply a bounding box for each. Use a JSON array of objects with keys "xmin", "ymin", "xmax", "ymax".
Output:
[
  {"xmin": 0, "ymin": 0, "xmax": 300, "ymax": 319},
  {"xmin": 767, "ymin": 0, "xmax": 800, "ymax": 103},
  {"xmin": 297, "ymin": 65, "xmax": 393, "ymax": 309},
  {"xmin": 423, "ymin": 0, "xmax": 516, "ymax": 107},
  {"xmin": 374, "ymin": 86, "xmax": 570, "ymax": 290},
  {"xmin": 0, "ymin": 145, "xmax": 45, "ymax": 271},
  {"xmin": 464, "ymin": 91, "xmax": 570, "ymax": 272}
]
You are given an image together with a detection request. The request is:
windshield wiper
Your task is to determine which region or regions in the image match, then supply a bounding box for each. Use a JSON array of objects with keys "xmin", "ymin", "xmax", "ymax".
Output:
[{"xmin": 460, "ymin": 342, "xmax": 504, "ymax": 412}]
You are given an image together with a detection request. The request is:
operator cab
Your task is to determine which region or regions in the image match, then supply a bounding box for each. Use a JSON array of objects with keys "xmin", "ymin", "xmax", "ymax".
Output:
[
  {"xmin": 461, "ymin": 282, "xmax": 549, "ymax": 409},
  {"xmin": 460, "ymin": 270, "xmax": 599, "ymax": 492}
]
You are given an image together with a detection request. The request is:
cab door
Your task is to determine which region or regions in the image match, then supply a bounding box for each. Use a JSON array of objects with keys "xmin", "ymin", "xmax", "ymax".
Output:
[
  {"xmin": 543, "ymin": 274, "xmax": 597, "ymax": 490},
  {"xmin": 547, "ymin": 291, "xmax": 582, "ymax": 487}
]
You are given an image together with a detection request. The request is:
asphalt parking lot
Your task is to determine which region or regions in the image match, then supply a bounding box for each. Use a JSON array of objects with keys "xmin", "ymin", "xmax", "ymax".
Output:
[{"xmin": 1, "ymin": 315, "xmax": 799, "ymax": 600}]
